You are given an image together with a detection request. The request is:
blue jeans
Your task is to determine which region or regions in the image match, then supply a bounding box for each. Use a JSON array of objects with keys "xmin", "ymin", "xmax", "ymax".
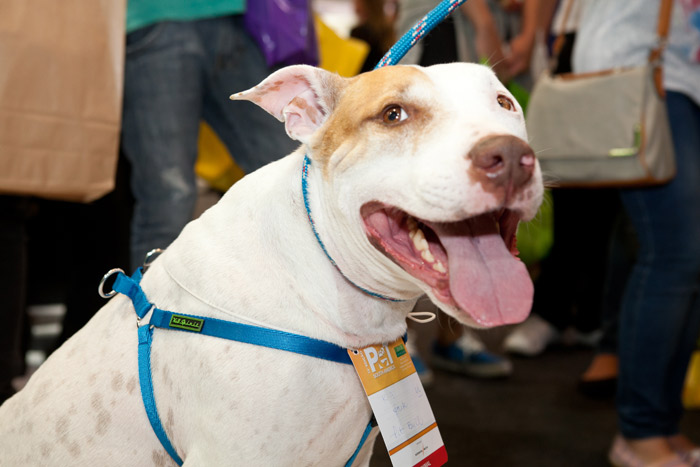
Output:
[
  {"xmin": 617, "ymin": 91, "xmax": 700, "ymax": 439},
  {"xmin": 121, "ymin": 16, "xmax": 297, "ymax": 269}
]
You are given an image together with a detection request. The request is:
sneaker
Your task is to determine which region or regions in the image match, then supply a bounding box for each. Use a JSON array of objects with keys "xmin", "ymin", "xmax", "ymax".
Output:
[
  {"xmin": 431, "ymin": 331, "xmax": 512, "ymax": 379},
  {"xmin": 679, "ymin": 448, "xmax": 700, "ymax": 467},
  {"xmin": 405, "ymin": 329, "xmax": 434, "ymax": 387},
  {"xmin": 503, "ymin": 314, "xmax": 559, "ymax": 357},
  {"xmin": 411, "ymin": 352, "xmax": 435, "ymax": 387},
  {"xmin": 560, "ymin": 326, "xmax": 603, "ymax": 348},
  {"xmin": 609, "ymin": 434, "xmax": 692, "ymax": 467}
]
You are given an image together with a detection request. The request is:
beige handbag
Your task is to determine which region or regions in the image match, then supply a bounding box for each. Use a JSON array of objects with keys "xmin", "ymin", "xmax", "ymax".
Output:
[
  {"xmin": 0, "ymin": 0, "xmax": 126, "ymax": 202},
  {"xmin": 526, "ymin": 0, "xmax": 675, "ymax": 188}
]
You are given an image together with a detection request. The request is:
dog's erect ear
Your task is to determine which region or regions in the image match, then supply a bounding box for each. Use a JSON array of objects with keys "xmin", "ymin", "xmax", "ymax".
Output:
[{"xmin": 230, "ymin": 65, "xmax": 347, "ymax": 145}]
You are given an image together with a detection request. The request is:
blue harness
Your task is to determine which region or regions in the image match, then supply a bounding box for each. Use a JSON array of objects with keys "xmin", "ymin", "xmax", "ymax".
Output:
[{"xmin": 111, "ymin": 268, "xmax": 374, "ymax": 467}]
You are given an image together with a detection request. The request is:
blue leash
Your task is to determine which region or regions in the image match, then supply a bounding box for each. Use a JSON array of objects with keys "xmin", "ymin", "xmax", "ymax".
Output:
[
  {"xmin": 110, "ymin": 269, "xmax": 372, "ymax": 466},
  {"xmin": 375, "ymin": 0, "xmax": 468, "ymax": 69}
]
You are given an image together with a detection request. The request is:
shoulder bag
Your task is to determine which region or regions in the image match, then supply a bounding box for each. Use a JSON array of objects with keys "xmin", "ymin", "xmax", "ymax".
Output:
[{"xmin": 525, "ymin": 0, "xmax": 675, "ymax": 188}]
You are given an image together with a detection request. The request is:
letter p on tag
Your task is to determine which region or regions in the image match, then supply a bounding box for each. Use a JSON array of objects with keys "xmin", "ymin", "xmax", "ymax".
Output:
[{"xmin": 349, "ymin": 338, "xmax": 447, "ymax": 467}]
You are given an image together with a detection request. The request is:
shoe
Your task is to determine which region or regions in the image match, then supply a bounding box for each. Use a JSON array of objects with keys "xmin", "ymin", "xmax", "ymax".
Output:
[
  {"xmin": 502, "ymin": 314, "xmax": 559, "ymax": 357},
  {"xmin": 668, "ymin": 435, "xmax": 700, "ymax": 467},
  {"xmin": 431, "ymin": 331, "xmax": 512, "ymax": 379},
  {"xmin": 405, "ymin": 329, "xmax": 434, "ymax": 387},
  {"xmin": 577, "ymin": 353, "xmax": 618, "ymax": 399},
  {"xmin": 609, "ymin": 435, "xmax": 692, "ymax": 467},
  {"xmin": 577, "ymin": 377, "xmax": 617, "ymax": 399},
  {"xmin": 411, "ymin": 353, "xmax": 434, "ymax": 387},
  {"xmin": 679, "ymin": 449, "xmax": 700, "ymax": 467},
  {"xmin": 560, "ymin": 326, "xmax": 603, "ymax": 348}
]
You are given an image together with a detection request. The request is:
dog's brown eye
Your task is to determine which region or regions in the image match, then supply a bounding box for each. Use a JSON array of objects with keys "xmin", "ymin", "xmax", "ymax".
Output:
[
  {"xmin": 382, "ymin": 105, "xmax": 407, "ymax": 124},
  {"xmin": 497, "ymin": 95, "xmax": 515, "ymax": 111}
]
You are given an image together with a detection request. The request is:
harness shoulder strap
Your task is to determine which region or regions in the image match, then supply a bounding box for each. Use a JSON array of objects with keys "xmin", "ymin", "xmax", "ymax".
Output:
[
  {"xmin": 138, "ymin": 325, "xmax": 184, "ymax": 466},
  {"xmin": 345, "ymin": 419, "xmax": 376, "ymax": 467}
]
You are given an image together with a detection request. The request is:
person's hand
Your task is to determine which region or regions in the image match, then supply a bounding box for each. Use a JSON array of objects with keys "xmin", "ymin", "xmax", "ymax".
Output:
[
  {"xmin": 461, "ymin": 0, "xmax": 513, "ymax": 82},
  {"xmin": 506, "ymin": 33, "xmax": 535, "ymax": 77},
  {"xmin": 473, "ymin": 28, "xmax": 513, "ymax": 83}
]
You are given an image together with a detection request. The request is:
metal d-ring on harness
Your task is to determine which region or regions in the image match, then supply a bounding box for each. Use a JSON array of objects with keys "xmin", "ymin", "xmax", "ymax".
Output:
[{"xmin": 97, "ymin": 1, "xmax": 468, "ymax": 464}]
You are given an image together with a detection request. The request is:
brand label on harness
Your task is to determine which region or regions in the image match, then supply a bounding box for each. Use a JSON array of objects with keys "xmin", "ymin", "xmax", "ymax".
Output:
[
  {"xmin": 169, "ymin": 314, "xmax": 204, "ymax": 332},
  {"xmin": 348, "ymin": 338, "xmax": 447, "ymax": 467}
]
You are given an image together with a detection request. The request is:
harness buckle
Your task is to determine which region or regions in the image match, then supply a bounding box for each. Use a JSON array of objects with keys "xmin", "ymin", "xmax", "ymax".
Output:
[{"xmin": 136, "ymin": 305, "xmax": 156, "ymax": 329}]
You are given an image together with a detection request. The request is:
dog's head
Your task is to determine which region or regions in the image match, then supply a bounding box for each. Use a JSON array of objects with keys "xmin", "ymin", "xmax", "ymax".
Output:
[{"xmin": 232, "ymin": 64, "xmax": 543, "ymax": 328}]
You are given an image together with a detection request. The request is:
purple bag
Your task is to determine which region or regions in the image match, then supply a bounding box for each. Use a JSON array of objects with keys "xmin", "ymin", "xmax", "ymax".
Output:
[{"xmin": 244, "ymin": 0, "xmax": 319, "ymax": 67}]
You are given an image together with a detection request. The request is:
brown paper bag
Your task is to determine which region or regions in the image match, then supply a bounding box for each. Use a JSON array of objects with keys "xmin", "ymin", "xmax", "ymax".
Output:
[{"xmin": 0, "ymin": 0, "xmax": 126, "ymax": 202}]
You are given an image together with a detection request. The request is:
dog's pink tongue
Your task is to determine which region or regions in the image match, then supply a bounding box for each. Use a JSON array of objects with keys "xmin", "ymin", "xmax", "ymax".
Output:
[{"xmin": 434, "ymin": 217, "xmax": 533, "ymax": 326}]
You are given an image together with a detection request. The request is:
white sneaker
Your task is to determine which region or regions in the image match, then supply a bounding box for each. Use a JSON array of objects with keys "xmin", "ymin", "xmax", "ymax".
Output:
[
  {"xmin": 503, "ymin": 314, "xmax": 559, "ymax": 357},
  {"xmin": 560, "ymin": 327, "xmax": 603, "ymax": 348}
]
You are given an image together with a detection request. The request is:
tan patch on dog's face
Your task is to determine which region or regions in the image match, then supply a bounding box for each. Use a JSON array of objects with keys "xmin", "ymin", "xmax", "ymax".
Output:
[{"xmin": 312, "ymin": 66, "xmax": 437, "ymax": 176}]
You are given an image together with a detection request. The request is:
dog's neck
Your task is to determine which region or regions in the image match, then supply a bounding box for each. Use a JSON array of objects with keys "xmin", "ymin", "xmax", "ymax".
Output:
[{"xmin": 143, "ymin": 151, "xmax": 417, "ymax": 349}]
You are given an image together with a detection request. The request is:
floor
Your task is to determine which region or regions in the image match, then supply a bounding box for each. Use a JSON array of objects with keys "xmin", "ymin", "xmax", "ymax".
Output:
[{"xmin": 369, "ymin": 325, "xmax": 700, "ymax": 467}]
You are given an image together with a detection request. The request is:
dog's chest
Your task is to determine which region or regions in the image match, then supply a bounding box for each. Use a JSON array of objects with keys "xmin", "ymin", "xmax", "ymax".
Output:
[{"xmin": 147, "ymin": 330, "xmax": 373, "ymax": 463}]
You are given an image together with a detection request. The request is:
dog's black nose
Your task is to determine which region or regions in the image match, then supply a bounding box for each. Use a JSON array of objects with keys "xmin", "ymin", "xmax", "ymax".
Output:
[{"xmin": 468, "ymin": 134, "xmax": 535, "ymax": 195}]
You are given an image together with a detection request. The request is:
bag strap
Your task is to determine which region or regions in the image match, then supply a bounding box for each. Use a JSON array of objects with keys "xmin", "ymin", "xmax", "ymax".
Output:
[
  {"xmin": 650, "ymin": 0, "xmax": 674, "ymax": 61},
  {"xmin": 650, "ymin": 0, "xmax": 674, "ymax": 95},
  {"xmin": 552, "ymin": 0, "xmax": 576, "ymax": 58}
]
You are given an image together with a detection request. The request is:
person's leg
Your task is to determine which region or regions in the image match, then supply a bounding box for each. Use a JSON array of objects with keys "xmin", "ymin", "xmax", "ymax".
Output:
[
  {"xmin": 0, "ymin": 196, "xmax": 31, "ymax": 404},
  {"xmin": 597, "ymin": 210, "xmax": 637, "ymax": 356},
  {"xmin": 200, "ymin": 15, "xmax": 297, "ymax": 176},
  {"xmin": 614, "ymin": 91, "xmax": 700, "ymax": 463},
  {"xmin": 533, "ymin": 189, "xmax": 619, "ymax": 331},
  {"xmin": 121, "ymin": 22, "xmax": 206, "ymax": 270},
  {"xmin": 578, "ymin": 210, "xmax": 636, "ymax": 398},
  {"xmin": 55, "ymin": 155, "xmax": 133, "ymax": 347},
  {"xmin": 504, "ymin": 188, "xmax": 619, "ymax": 356}
]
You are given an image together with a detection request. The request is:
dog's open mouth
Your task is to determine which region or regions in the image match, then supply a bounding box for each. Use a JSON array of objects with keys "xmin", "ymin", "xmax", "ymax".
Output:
[{"xmin": 361, "ymin": 203, "xmax": 533, "ymax": 326}]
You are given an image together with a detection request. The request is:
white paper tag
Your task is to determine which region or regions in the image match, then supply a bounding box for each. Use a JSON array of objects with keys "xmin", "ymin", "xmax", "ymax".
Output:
[{"xmin": 349, "ymin": 338, "xmax": 447, "ymax": 467}]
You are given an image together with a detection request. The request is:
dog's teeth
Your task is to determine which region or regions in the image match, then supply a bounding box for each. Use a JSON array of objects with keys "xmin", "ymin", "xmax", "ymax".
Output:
[
  {"xmin": 411, "ymin": 228, "xmax": 429, "ymax": 252},
  {"xmin": 409, "ymin": 221, "xmax": 440, "ymax": 265},
  {"xmin": 433, "ymin": 261, "xmax": 447, "ymax": 273}
]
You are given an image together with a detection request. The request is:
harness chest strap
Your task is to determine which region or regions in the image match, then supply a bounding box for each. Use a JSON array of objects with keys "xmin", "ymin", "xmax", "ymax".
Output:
[{"xmin": 111, "ymin": 270, "xmax": 373, "ymax": 467}]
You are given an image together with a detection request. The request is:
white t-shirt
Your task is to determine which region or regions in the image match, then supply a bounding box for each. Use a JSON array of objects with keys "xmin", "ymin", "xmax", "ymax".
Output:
[{"xmin": 573, "ymin": 0, "xmax": 700, "ymax": 106}]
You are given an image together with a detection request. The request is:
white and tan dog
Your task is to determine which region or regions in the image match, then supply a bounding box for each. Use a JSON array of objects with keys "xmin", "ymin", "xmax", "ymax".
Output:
[{"xmin": 0, "ymin": 63, "xmax": 543, "ymax": 466}]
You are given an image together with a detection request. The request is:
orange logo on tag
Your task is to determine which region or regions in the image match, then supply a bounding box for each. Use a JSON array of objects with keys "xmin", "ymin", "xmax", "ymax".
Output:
[{"xmin": 349, "ymin": 339, "xmax": 416, "ymax": 396}]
